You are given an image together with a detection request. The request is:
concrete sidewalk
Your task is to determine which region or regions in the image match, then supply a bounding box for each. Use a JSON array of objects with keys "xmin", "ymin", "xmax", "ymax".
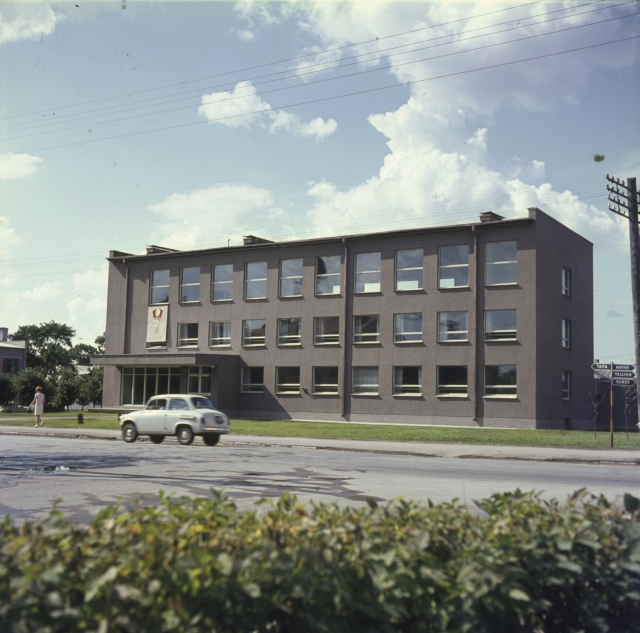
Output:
[{"xmin": 0, "ymin": 424, "xmax": 637, "ymax": 466}]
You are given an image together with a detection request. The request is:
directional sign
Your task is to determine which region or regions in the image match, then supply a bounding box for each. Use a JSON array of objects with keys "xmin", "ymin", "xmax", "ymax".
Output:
[
  {"xmin": 612, "ymin": 378, "xmax": 636, "ymax": 387},
  {"xmin": 613, "ymin": 370, "xmax": 636, "ymax": 378},
  {"xmin": 592, "ymin": 363, "xmax": 611, "ymax": 370},
  {"xmin": 613, "ymin": 363, "xmax": 635, "ymax": 371}
]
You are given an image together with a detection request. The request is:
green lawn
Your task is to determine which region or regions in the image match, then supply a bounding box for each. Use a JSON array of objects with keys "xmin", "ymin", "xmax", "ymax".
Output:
[{"xmin": 1, "ymin": 414, "xmax": 639, "ymax": 449}]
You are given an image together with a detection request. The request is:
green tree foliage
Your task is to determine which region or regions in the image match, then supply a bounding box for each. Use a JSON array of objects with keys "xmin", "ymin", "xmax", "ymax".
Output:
[
  {"xmin": 94, "ymin": 332, "xmax": 105, "ymax": 354},
  {"xmin": 52, "ymin": 367, "xmax": 80, "ymax": 411},
  {"xmin": 12, "ymin": 321, "xmax": 76, "ymax": 377},
  {"xmin": 69, "ymin": 342, "xmax": 98, "ymax": 366},
  {"xmin": 11, "ymin": 368, "xmax": 56, "ymax": 408},
  {"xmin": 78, "ymin": 368, "xmax": 103, "ymax": 408},
  {"xmin": 0, "ymin": 374, "xmax": 13, "ymax": 405},
  {"xmin": 1, "ymin": 490, "xmax": 638, "ymax": 632}
]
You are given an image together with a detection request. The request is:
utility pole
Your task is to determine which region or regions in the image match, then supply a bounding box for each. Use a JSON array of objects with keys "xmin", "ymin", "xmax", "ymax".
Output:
[{"xmin": 606, "ymin": 175, "xmax": 640, "ymax": 440}]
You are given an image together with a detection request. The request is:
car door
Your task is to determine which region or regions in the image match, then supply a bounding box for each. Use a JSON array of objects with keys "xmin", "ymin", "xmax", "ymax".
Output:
[
  {"xmin": 167, "ymin": 397, "xmax": 195, "ymax": 433},
  {"xmin": 138, "ymin": 398, "xmax": 167, "ymax": 434}
]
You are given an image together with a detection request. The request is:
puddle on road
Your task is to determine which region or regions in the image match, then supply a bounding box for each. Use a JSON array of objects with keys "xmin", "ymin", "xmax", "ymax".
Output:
[{"xmin": 0, "ymin": 454, "xmax": 138, "ymax": 474}]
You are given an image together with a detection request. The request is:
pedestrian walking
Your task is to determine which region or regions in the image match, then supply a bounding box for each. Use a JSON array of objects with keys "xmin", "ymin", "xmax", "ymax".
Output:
[{"xmin": 29, "ymin": 387, "xmax": 46, "ymax": 427}]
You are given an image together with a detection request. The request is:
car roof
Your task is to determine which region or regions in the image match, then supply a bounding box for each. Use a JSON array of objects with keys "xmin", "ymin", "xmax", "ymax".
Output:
[{"xmin": 148, "ymin": 394, "xmax": 210, "ymax": 399}]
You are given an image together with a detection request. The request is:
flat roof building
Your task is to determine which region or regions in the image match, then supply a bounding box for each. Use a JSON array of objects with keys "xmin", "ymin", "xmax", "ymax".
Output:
[
  {"xmin": 92, "ymin": 207, "xmax": 593, "ymax": 429},
  {"xmin": 0, "ymin": 328, "xmax": 27, "ymax": 377}
]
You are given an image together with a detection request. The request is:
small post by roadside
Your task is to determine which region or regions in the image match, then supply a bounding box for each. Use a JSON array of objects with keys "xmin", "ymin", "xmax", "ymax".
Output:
[{"xmin": 610, "ymin": 362, "xmax": 614, "ymax": 449}]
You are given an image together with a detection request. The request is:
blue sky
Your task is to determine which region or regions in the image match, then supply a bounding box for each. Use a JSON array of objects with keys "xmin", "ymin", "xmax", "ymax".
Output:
[{"xmin": 1, "ymin": 0, "xmax": 639, "ymax": 361}]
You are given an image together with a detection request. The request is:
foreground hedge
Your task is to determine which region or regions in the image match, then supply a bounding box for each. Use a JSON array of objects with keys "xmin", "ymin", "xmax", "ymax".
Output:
[{"xmin": 1, "ymin": 490, "xmax": 639, "ymax": 633}]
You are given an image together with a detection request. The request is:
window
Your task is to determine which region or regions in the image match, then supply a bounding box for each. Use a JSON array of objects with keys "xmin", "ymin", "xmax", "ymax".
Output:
[
  {"xmin": 241, "ymin": 367, "xmax": 264, "ymax": 393},
  {"xmin": 280, "ymin": 259, "xmax": 303, "ymax": 297},
  {"xmin": 396, "ymin": 249, "xmax": 423, "ymax": 291},
  {"xmin": 485, "ymin": 310, "xmax": 517, "ymax": 341},
  {"xmin": 562, "ymin": 319, "xmax": 571, "ymax": 349},
  {"xmin": 393, "ymin": 366, "xmax": 422, "ymax": 395},
  {"xmin": 353, "ymin": 315, "xmax": 380, "ymax": 343},
  {"xmin": 352, "ymin": 367, "xmax": 378, "ymax": 395},
  {"xmin": 394, "ymin": 313, "xmax": 422, "ymax": 342},
  {"xmin": 276, "ymin": 367, "xmax": 300, "ymax": 394},
  {"xmin": 278, "ymin": 318, "xmax": 301, "ymax": 345},
  {"xmin": 562, "ymin": 370, "xmax": 572, "ymax": 400},
  {"xmin": 178, "ymin": 323, "xmax": 199, "ymax": 347},
  {"xmin": 355, "ymin": 252, "xmax": 381, "ymax": 293},
  {"xmin": 150, "ymin": 269, "xmax": 170, "ymax": 304},
  {"xmin": 180, "ymin": 267, "xmax": 200, "ymax": 303},
  {"xmin": 438, "ymin": 312, "xmax": 468, "ymax": 342},
  {"xmin": 121, "ymin": 367, "xmax": 180, "ymax": 405},
  {"xmin": 2, "ymin": 358, "xmax": 19, "ymax": 375},
  {"xmin": 243, "ymin": 320, "xmax": 266, "ymax": 346},
  {"xmin": 314, "ymin": 316, "xmax": 339, "ymax": 344},
  {"xmin": 313, "ymin": 367, "xmax": 339, "ymax": 394},
  {"xmin": 209, "ymin": 321, "xmax": 231, "ymax": 347},
  {"xmin": 245, "ymin": 261, "xmax": 267, "ymax": 299},
  {"xmin": 212, "ymin": 264, "xmax": 233, "ymax": 301},
  {"xmin": 486, "ymin": 241, "xmax": 517, "ymax": 286},
  {"xmin": 485, "ymin": 365, "xmax": 517, "ymax": 397},
  {"xmin": 439, "ymin": 245, "xmax": 469, "ymax": 289},
  {"xmin": 169, "ymin": 398, "xmax": 189, "ymax": 411},
  {"xmin": 316, "ymin": 255, "xmax": 341, "ymax": 295},
  {"xmin": 146, "ymin": 398, "xmax": 167, "ymax": 410},
  {"xmin": 562, "ymin": 267, "xmax": 571, "ymax": 297},
  {"xmin": 437, "ymin": 366, "xmax": 468, "ymax": 396},
  {"xmin": 188, "ymin": 366, "xmax": 212, "ymax": 394}
]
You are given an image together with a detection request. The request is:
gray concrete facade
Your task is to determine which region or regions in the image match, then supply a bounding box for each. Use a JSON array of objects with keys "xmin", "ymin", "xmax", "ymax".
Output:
[
  {"xmin": 0, "ymin": 328, "xmax": 27, "ymax": 376},
  {"xmin": 93, "ymin": 207, "xmax": 593, "ymax": 429}
]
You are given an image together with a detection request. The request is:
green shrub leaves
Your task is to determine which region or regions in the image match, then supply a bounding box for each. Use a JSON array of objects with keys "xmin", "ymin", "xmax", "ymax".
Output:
[{"xmin": 1, "ymin": 490, "xmax": 639, "ymax": 632}]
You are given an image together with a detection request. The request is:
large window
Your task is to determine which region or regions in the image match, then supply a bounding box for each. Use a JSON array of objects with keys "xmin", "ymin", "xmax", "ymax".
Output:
[
  {"xmin": 241, "ymin": 367, "xmax": 264, "ymax": 393},
  {"xmin": 437, "ymin": 366, "xmax": 468, "ymax": 396},
  {"xmin": 280, "ymin": 259, "xmax": 303, "ymax": 297},
  {"xmin": 276, "ymin": 367, "xmax": 300, "ymax": 394},
  {"xmin": 562, "ymin": 370, "xmax": 572, "ymax": 401},
  {"xmin": 180, "ymin": 267, "xmax": 200, "ymax": 303},
  {"xmin": 188, "ymin": 366, "xmax": 211, "ymax": 394},
  {"xmin": 353, "ymin": 315, "xmax": 380, "ymax": 343},
  {"xmin": 243, "ymin": 320, "xmax": 266, "ymax": 346},
  {"xmin": 486, "ymin": 241, "xmax": 517, "ymax": 286},
  {"xmin": 352, "ymin": 367, "xmax": 378, "ymax": 395},
  {"xmin": 396, "ymin": 249, "xmax": 423, "ymax": 291},
  {"xmin": 439, "ymin": 245, "xmax": 469, "ymax": 289},
  {"xmin": 485, "ymin": 365, "xmax": 517, "ymax": 397},
  {"xmin": 562, "ymin": 267, "xmax": 571, "ymax": 297},
  {"xmin": 245, "ymin": 261, "xmax": 267, "ymax": 299},
  {"xmin": 485, "ymin": 310, "xmax": 517, "ymax": 341},
  {"xmin": 355, "ymin": 252, "xmax": 381, "ymax": 293},
  {"xmin": 178, "ymin": 323, "xmax": 199, "ymax": 347},
  {"xmin": 562, "ymin": 318, "xmax": 571, "ymax": 349},
  {"xmin": 313, "ymin": 367, "xmax": 339, "ymax": 394},
  {"xmin": 314, "ymin": 316, "xmax": 339, "ymax": 344},
  {"xmin": 278, "ymin": 318, "xmax": 301, "ymax": 345},
  {"xmin": 394, "ymin": 313, "xmax": 422, "ymax": 342},
  {"xmin": 438, "ymin": 312, "xmax": 468, "ymax": 342},
  {"xmin": 150, "ymin": 269, "xmax": 170, "ymax": 305},
  {"xmin": 212, "ymin": 264, "xmax": 233, "ymax": 301},
  {"xmin": 2, "ymin": 358, "xmax": 19, "ymax": 375},
  {"xmin": 316, "ymin": 255, "xmax": 341, "ymax": 295},
  {"xmin": 121, "ymin": 367, "xmax": 180, "ymax": 405},
  {"xmin": 393, "ymin": 366, "xmax": 422, "ymax": 395},
  {"xmin": 209, "ymin": 321, "xmax": 231, "ymax": 347}
]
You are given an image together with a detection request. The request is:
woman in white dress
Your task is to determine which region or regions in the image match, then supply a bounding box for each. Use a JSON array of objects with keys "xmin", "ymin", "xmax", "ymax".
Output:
[{"xmin": 30, "ymin": 386, "xmax": 45, "ymax": 427}]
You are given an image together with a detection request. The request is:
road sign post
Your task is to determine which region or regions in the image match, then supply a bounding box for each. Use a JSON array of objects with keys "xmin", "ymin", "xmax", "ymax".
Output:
[{"xmin": 610, "ymin": 362, "xmax": 614, "ymax": 449}]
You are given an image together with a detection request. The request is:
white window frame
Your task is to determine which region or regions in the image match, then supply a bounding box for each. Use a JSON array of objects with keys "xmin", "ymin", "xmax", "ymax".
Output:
[
  {"xmin": 485, "ymin": 241, "xmax": 517, "ymax": 286},
  {"xmin": 438, "ymin": 312, "xmax": 468, "ymax": 342},
  {"xmin": 315, "ymin": 255, "xmax": 341, "ymax": 295},
  {"xmin": 562, "ymin": 369, "xmax": 572, "ymax": 401},
  {"xmin": 562, "ymin": 318, "xmax": 571, "ymax": 349},
  {"xmin": 241, "ymin": 367, "xmax": 264, "ymax": 393},
  {"xmin": 277, "ymin": 318, "xmax": 301, "ymax": 345},
  {"xmin": 437, "ymin": 366, "xmax": 468, "ymax": 396},
  {"xmin": 352, "ymin": 366, "xmax": 379, "ymax": 395},
  {"xmin": 353, "ymin": 315, "xmax": 380, "ymax": 344},
  {"xmin": 279, "ymin": 258, "xmax": 303, "ymax": 298},
  {"xmin": 484, "ymin": 365, "xmax": 517, "ymax": 397},
  {"xmin": 149, "ymin": 269, "xmax": 170, "ymax": 305},
  {"xmin": 177, "ymin": 322, "xmax": 199, "ymax": 348},
  {"xmin": 314, "ymin": 316, "xmax": 339, "ymax": 345},
  {"xmin": 188, "ymin": 366, "xmax": 212, "ymax": 394},
  {"xmin": 394, "ymin": 313, "xmax": 423, "ymax": 343},
  {"xmin": 121, "ymin": 366, "xmax": 181, "ymax": 406},
  {"xmin": 562, "ymin": 267, "xmax": 571, "ymax": 297},
  {"xmin": 438, "ymin": 245, "xmax": 469, "ymax": 289},
  {"xmin": 245, "ymin": 261, "xmax": 267, "ymax": 300},
  {"xmin": 393, "ymin": 366, "xmax": 422, "ymax": 395},
  {"xmin": 242, "ymin": 320, "xmax": 266, "ymax": 346},
  {"xmin": 312, "ymin": 366, "xmax": 339, "ymax": 395},
  {"xmin": 212, "ymin": 264, "xmax": 233, "ymax": 302},
  {"xmin": 180, "ymin": 267, "xmax": 200, "ymax": 304},
  {"xmin": 209, "ymin": 321, "xmax": 231, "ymax": 347},
  {"xmin": 395, "ymin": 248, "xmax": 423, "ymax": 291},
  {"xmin": 276, "ymin": 366, "xmax": 301, "ymax": 394},
  {"xmin": 484, "ymin": 309, "xmax": 517, "ymax": 341},
  {"xmin": 354, "ymin": 252, "xmax": 381, "ymax": 294}
]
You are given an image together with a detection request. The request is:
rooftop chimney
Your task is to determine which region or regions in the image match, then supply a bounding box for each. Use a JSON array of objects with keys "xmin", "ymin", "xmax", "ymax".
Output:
[
  {"xmin": 0, "ymin": 328, "xmax": 8, "ymax": 342},
  {"xmin": 145, "ymin": 245, "xmax": 180, "ymax": 255},
  {"xmin": 479, "ymin": 211, "xmax": 505, "ymax": 223},
  {"xmin": 242, "ymin": 235, "xmax": 274, "ymax": 245}
]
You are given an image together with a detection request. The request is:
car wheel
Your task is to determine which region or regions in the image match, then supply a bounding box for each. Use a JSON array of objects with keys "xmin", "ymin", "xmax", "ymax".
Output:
[
  {"xmin": 177, "ymin": 425, "xmax": 194, "ymax": 446},
  {"xmin": 150, "ymin": 435, "xmax": 165, "ymax": 444},
  {"xmin": 202, "ymin": 433, "xmax": 220, "ymax": 447},
  {"xmin": 122, "ymin": 422, "xmax": 138, "ymax": 443}
]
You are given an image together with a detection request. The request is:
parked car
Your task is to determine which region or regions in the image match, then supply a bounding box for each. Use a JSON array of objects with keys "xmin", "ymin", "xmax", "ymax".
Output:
[
  {"xmin": 0, "ymin": 404, "xmax": 31, "ymax": 414},
  {"xmin": 119, "ymin": 394, "xmax": 230, "ymax": 446}
]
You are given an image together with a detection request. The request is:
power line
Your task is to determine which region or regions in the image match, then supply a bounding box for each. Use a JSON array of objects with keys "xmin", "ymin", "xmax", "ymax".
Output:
[{"xmin": 13, "ymin": 34, "xmax": 639, "ymax": 154}]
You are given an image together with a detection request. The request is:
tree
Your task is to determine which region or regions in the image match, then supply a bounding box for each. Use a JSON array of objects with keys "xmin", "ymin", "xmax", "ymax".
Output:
[
  {"xmin": 53, "ymin": 367, "xmax": 80, "ymax": 412},
  {"xmin": 94, "ymin": 332, "xmax": 105, "ymax": 354},
  {"xmin": 0, "ymin": 374, "xmax": 13, "ymax": 405},
  {"xmin": 70, "ymin": 343, "xmax": 98, "ymax": 366},
  {"xmin": 79, "ymin": 367, "xmax": 103, "ymax": 407},
  {"xmin": 12, "ymin": 368, "xmax": 56, "ymax": 408},
  {"xmin": 12, "ymin": 321, "xmax": 76, "ymax": 377}
]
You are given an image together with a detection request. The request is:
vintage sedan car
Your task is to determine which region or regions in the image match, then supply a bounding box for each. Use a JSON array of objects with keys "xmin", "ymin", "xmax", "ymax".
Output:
[{"xmin": 119, "ymin": 394, "xmax": 230, "ymax": 446}]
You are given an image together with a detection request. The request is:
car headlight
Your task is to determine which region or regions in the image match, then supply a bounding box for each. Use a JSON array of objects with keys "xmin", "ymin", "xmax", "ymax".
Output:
[{"xmin": 215, "ymin": 415, "xmax": 224, "ymax": 424}]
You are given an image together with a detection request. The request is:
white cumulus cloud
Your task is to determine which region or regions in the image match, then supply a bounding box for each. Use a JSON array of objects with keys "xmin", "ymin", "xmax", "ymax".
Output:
[
  {"xmin": 0, "ymin": 4, "xmax": 62, "ymax": 44},
  {"xmin": 0, "ymin": 152, "xmax": 43, "ymax": 180}
]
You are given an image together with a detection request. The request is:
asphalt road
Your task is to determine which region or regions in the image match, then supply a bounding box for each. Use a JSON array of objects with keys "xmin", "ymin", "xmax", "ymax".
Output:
[{"xmin": 1, "ymin": 435, "xmax": 637, "ymax": 524}]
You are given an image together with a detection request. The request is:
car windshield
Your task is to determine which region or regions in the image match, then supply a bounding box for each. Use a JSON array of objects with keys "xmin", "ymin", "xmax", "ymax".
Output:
[{"xmin": 192, "ymin": 397, "xmax": 215, "ymax": 409}]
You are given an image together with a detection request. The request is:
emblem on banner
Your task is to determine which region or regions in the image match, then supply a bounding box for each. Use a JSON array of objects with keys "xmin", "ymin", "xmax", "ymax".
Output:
[{"xmin": 146, "ymin": 306, "xmax": 168, "ymax": 342}]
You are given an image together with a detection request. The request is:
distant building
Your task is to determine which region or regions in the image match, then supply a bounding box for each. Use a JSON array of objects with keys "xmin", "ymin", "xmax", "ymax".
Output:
[
  {"xmin": 0, "ymin": 328, "xmax": 27, "ymax": 376},
  {"xmin": 92, "ymin": 207, "xmax": 593, "ymax": 429}
]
